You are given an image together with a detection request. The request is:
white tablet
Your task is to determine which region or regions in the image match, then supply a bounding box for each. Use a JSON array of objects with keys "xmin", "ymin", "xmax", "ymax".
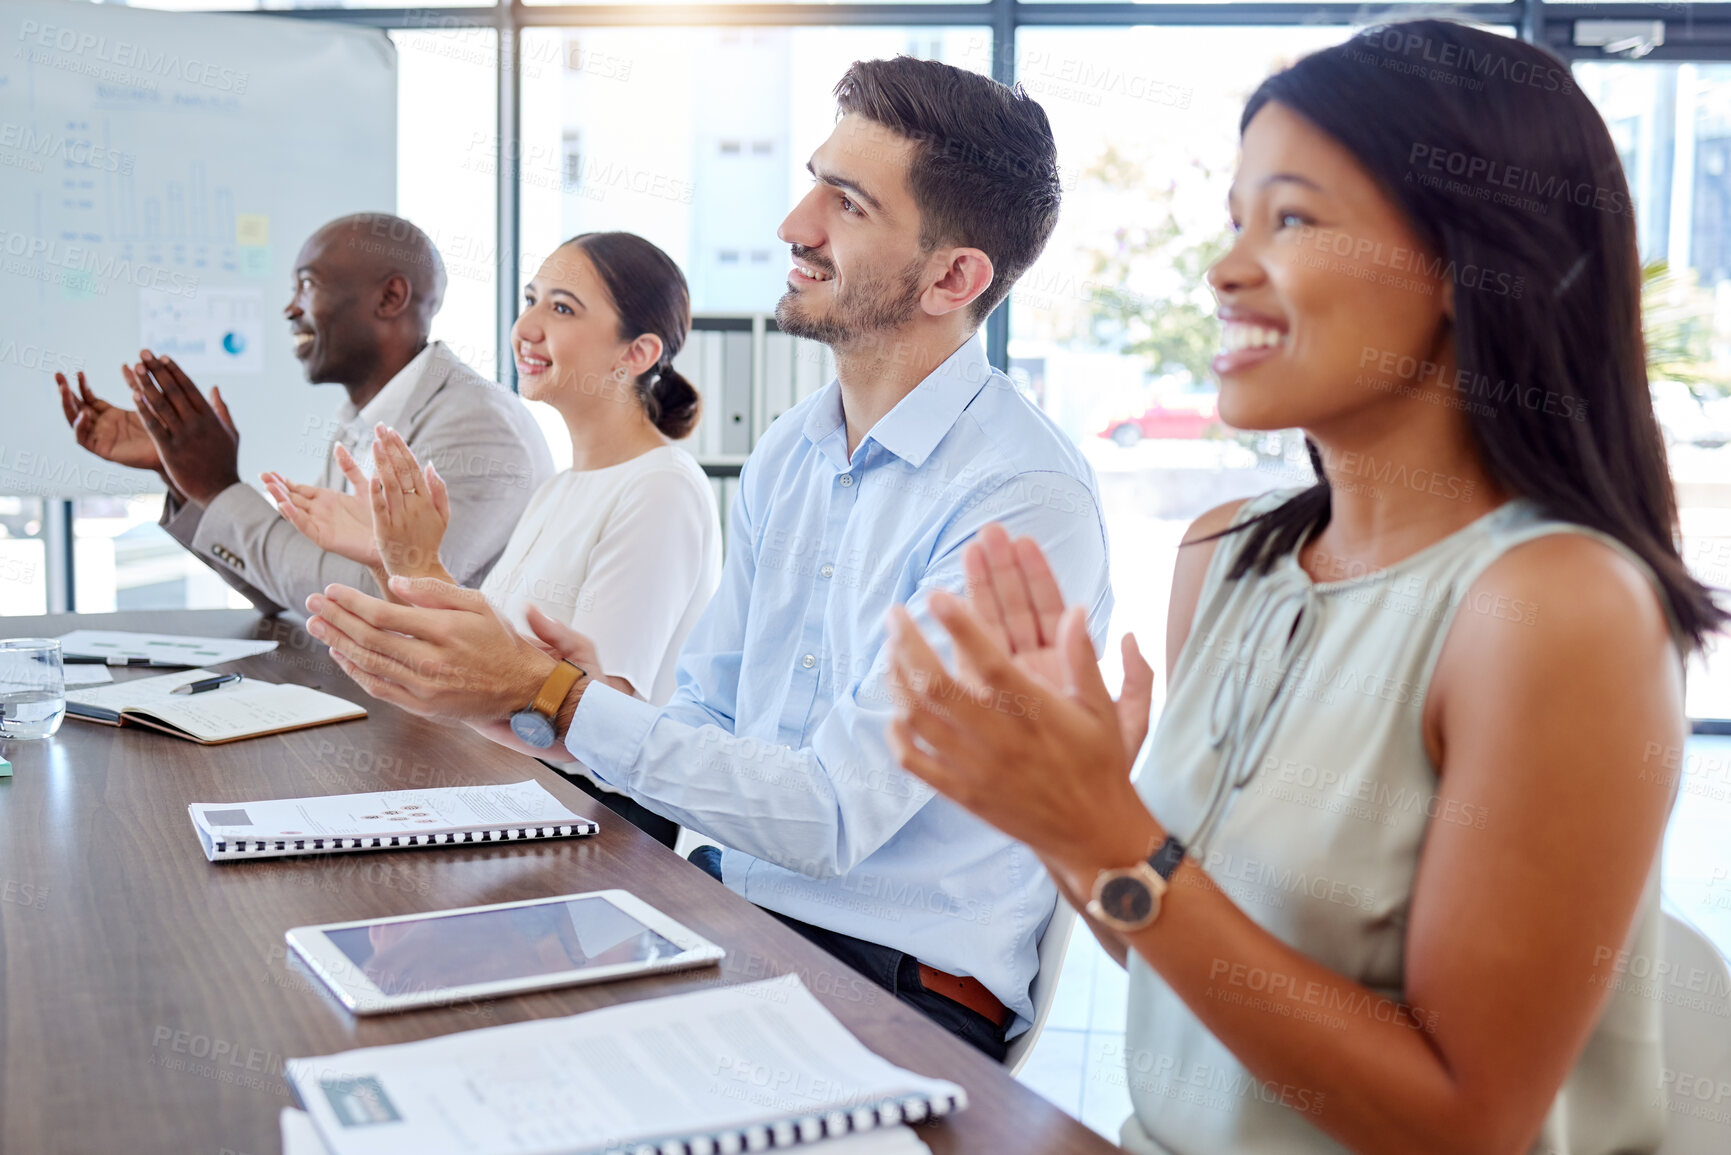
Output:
[{"xmin": 284, "ymin": 889, "xmax": 724, "ymax": 1015}]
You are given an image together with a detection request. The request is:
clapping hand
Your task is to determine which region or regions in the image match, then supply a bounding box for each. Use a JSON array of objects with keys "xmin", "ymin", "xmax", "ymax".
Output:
[
  {"xmin": 123, "ymin": 351, "xmax": 243, "ymax": 506},
  {"xmin": 883, "ymin": 524, "xmax": 1159, "ymax": 890},
  {"xmin": 263, "ymin": 443, "xmax": 379, "ymax": 567},
  {"xmin": 956, "ymin": 523, "xmax": 1154, "ymax": 758},
  {"xmin": 368, "ymin": 425, "xmax": 451, "ymax": 584},
  {"xmin": 56, "ymin": 370, "xmax": 163, "ymax": 474},
  {"xmin": 306, "ymin": 576, "xmax": 552, "ymax": 721}
]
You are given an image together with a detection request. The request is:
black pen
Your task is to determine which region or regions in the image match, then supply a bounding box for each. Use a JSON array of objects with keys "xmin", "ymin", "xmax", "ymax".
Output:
[
  {"xmin": 64, "ymin": 655, "xmax": 155, "ymax": 666},
  {"xmin": 170, "ymin": 673, "xmax": 243, "ymax": 696}
]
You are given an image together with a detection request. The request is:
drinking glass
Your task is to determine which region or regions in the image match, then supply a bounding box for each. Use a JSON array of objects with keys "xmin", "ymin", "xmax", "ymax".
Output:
[{"xmin": 0, "ymin": 639, "xmax": 66, "ymax": 740}]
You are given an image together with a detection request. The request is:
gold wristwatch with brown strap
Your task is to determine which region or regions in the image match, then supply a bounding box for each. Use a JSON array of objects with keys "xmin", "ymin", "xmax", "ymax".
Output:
[{"xmin": 508, "ymin": 659, "xmax": 586, "ymax": 748}]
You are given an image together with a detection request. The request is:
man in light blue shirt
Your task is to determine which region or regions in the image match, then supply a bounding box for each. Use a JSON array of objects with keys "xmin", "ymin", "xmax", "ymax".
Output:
[{"xmin": 305, "ymin": 57, "xmax": 1112, "ymax": 1058}]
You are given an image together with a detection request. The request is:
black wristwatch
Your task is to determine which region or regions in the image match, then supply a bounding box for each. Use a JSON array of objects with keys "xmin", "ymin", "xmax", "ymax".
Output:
[{"xmin": 1085, "ymin": 834, "xmax": 1186, "ymax": 933}]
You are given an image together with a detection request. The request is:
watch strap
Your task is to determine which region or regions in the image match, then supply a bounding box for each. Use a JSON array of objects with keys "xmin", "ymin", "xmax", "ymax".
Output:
[
  {"xmin": 531, "ymin": 660, "xmax": 585, "ymax": 719},
  {"xmin": 1149, "ymin": 834, "xmax": 1186, "ymax": 882}
]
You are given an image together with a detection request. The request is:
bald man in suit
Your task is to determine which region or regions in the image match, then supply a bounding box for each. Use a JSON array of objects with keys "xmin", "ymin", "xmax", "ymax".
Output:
[{"xmin": 58, "ymin": 213, "xmax": 553, "ymax": 615}]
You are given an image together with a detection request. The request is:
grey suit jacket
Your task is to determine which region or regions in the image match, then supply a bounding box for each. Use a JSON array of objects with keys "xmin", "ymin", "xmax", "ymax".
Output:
[{"xmin": 161, "ymin": 341, "xmax": 556, "ymax": 616}]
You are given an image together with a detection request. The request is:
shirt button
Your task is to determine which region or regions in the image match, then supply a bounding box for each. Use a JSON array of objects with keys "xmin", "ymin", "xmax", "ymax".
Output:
[
  {"xmin": 801, "ymin": 654, "xmax": 816, "ymax": 669},
  {"xmin": 838, "ymin": 474, "xmax": 853, "ymax": 488},
  {"xmin": 819, "ymin": 564, "xmax": 834, "ymax": 579}
]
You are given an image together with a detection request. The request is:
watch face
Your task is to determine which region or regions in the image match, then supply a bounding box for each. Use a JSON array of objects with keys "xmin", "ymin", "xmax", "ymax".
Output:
[
  {"xmin": 509, "ymin": 710, "xmax": 555, "ymax": 749},
  {"xmin": 1099, "ymin": 873, "xmax": 1155, "ymax": 925}
]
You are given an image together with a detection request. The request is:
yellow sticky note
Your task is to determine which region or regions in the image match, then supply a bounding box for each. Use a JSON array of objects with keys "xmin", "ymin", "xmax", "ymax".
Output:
[{"xmin": 236, "ymin": 214, "xmax": 270, "ymax": 247}]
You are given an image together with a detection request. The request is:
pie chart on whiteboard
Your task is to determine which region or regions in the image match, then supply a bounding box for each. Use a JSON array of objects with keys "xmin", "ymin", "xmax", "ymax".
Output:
[{"xmin": 137, "ymin": 287, "xmax": 264, "ymax": 376}]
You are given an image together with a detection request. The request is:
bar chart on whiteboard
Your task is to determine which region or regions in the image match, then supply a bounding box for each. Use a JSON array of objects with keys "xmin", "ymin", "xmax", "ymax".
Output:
[{"xmin": 0, "ymin": 1, "xmax": 396, "ymax": 499}]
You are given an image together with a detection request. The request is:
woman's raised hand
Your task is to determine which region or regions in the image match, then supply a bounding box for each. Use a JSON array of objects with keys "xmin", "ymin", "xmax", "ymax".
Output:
[
  {"xmin": 958, "ymin": 523, "xmax": 1155, "ymax": 760},
  {"xmin": 368, "ymin": 424, "xmax": 453, "ymax": 584},
  {"xmin": 262, "ymin": 443, "xmax": 379, "ymax": 566},
  {"xmin": 883, "ymin": 590, "xmax": 1150, "ymax": 879}
]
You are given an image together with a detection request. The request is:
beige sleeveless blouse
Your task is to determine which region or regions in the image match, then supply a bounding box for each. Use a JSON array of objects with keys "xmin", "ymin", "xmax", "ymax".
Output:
[{"xmin": 1120, "ymin": 490, "xmax": 1673, "ymax": 1155}]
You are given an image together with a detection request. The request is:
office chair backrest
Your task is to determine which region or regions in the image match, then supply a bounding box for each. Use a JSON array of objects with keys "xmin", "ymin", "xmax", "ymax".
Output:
[
  {"xmin": 1004, "ymin": 898, "xmax": 1080, "ymax": 1076},
  {"xmin": 1654, "ymin": 909, "xmax": 1731, "ymax": 1155}
]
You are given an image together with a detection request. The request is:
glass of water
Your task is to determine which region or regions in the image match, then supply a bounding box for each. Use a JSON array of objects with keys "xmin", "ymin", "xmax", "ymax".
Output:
[{"xmin": 0, "ymin": 639, "xmax": 66, "ymax": 740}]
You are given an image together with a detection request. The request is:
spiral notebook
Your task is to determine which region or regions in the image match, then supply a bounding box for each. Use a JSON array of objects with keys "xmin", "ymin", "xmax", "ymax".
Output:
[
  {"xmin": 189, "ymin": 780, "xmax": 597, "ymax": 862},
  {"xmin": 281, "ymin": 1107, "xmax": 933, "ymax": 1155},
  {"xmin": 285, "ymin": 974, "xmax": 965, "ymax": 1155}
]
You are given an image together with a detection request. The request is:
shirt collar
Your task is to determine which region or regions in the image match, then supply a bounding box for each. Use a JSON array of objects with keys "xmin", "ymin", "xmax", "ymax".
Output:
[
  {"xmin": 343, "ymin": 341, "xmax": 438, "ymax": 426},
  {"xmin": 800, "ymin": 334, "xmax": 994, "ymax": 471}
]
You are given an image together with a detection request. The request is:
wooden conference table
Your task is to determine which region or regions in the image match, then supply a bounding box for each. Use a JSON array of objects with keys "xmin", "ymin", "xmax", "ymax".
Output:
[{"xmin": 0, "ymin": 610, "xmax": 1117, "ymax": 1155}]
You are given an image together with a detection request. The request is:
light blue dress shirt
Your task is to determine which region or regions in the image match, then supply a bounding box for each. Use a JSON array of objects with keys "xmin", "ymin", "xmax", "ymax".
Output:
[{"xmin": 563, "ymin": 333, "xmax": 1113, "ymax": 1029}]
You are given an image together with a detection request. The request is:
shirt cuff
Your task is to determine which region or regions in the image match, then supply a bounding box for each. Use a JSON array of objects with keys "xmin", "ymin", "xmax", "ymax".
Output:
[{"xmin": 562, "ymin": 681, "xmax": 658, "ymax": 790}]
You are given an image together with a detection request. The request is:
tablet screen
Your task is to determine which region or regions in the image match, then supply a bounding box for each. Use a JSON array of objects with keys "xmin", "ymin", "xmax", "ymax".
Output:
[{"xmin": 323, "ymin": 896, "xmax": 683, "ymax": 996}]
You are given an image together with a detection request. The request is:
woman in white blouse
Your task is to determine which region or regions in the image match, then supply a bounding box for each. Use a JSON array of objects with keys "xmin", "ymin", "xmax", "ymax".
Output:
[{"xmin": 269, "ymin": 232, "xmax": 722, "ymax": 842}]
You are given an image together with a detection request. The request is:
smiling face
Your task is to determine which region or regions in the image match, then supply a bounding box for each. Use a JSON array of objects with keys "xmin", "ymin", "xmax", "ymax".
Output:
[
  {"xmin": 284, "ymin": 227, "xmax": 379, "ymax": 385},
  {"xmin": 1208, "ymin": 101, "xmax": 1453, "ymax": 433},
  {"xmin": 774, "ymin": 113, "xmax": 931, "ymax": 349},
  {"xmin": 510, "ymin": 244, "xmax": 644, "ymax": 410}
]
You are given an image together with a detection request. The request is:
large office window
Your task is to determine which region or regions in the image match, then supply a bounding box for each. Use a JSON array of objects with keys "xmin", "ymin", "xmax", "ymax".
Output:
[
  {"xmin": 1575, "ymin": 61, "xmax": 1731, "ymax": 720},
  {"xmin": 0, "ymin": 499, "xmax": 48, "ymax": 616},
  {"xmin": 69, "ymin": 495, "xmax": 241, "ymax": 611},
  {"xmin": 517, "ymin": 25, "xmax": 990, "ymax": 317},
  {"xmin": 393, "ymin": 26, "xmax": 501, "ymax": 379}
]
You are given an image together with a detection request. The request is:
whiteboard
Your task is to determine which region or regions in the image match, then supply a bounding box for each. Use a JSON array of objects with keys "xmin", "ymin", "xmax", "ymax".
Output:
[{"xmin": 0, "ymin": 0, "xmax": 396, "ymax": 499}]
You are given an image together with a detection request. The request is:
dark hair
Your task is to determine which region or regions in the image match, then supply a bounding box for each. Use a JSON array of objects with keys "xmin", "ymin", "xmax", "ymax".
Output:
[
  {"xmin": 1218, "ymin": 19, "xmax": 1725, "ymax": 650},
  {"xmin": 834, "ymin": 56, "xmax": 1061, "ymax": 325},
  {"xmin": 565, "ymin": 231, "xmax": 701, "ymax": 440}
]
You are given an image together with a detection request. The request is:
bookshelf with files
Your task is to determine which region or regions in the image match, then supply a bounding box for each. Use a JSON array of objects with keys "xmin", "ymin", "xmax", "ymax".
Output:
[{"xmin": 672, "ymin": 314, "xmax": 838, "ymax": 540}]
